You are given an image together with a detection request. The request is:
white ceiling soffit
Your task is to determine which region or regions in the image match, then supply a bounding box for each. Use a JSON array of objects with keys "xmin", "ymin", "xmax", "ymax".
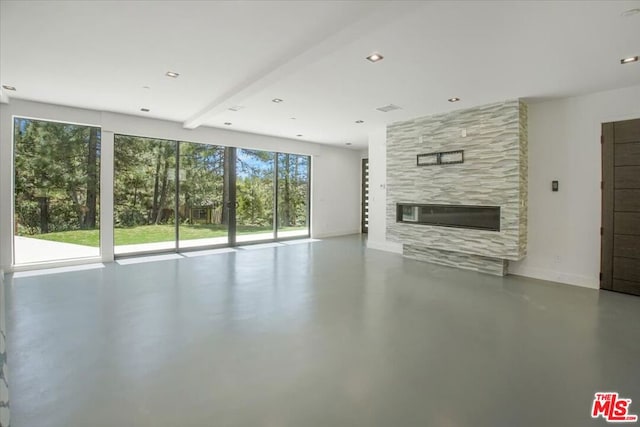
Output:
[{"xmin": 1, "ymin": 1, "xmax": 640, "ymax": 148}]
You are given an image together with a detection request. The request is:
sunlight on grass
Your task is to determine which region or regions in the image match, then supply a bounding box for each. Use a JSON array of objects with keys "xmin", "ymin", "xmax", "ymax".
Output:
[{"xmin": 26, "ymin": 224, "xmax": 307, "ymax": 247}]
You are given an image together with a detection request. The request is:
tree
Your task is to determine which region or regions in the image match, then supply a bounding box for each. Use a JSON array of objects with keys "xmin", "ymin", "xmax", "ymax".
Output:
[
  {"xmin": 179, "ymin": 142, "xmax": 225, "ymax": 223},
  {"xmin": 13, "ymin": 118, "xmax": 101, "ymax": 235},
  {"xmin": 113, "ymin": 136, "xmax": 176, "ymax": 227},
  {"xmin": 277, "ymin": 153, "xmax": 309, "ymax": 228},
  {"xmin": 236, "ymin": 149, "xmax": 274, "ymax": 227}
]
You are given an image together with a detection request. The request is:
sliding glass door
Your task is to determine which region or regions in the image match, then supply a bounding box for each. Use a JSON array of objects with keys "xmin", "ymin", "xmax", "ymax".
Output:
[
  {"xmin": 11, "ymin": 122, "xmax": 311, "ymax": 265},
  {"xmin": 112, "ymin": 135, "xmax": 310, "ymax": 256},
  {"xmin": 113, "ymin": 135, "xmax": 176, "ymax": 255},
  {"xmin": 277, "ymin": 153, "xmax": 310, "ymax": 238},
  {"xmin": 236, "ymin": 149, "xmax": 275, "ymax": 243},
  {"xmin": 13, "ymin": 117, "xmax": 101, "ymax": 264},
  {"xmin": 178, "ymin": 142, "xmax": 228, "ymax": 248}
]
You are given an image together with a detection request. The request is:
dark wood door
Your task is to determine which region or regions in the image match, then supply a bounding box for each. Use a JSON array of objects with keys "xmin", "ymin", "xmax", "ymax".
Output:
[{"xmin": 601, "ymin": 118, "xmax": 640, "ymax": 296}]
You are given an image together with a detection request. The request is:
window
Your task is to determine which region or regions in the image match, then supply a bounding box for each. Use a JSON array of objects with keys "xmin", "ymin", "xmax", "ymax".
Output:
[
  {"xmin": 236, "ymin": 149, "xmax": 275, "ymax": 242},
  {"xmin": 113, "ymin": 135, "xmax": 177, "ymax": 255},
  {"xmin": 178, "ymin": 142, "xmax": 228, "ymax": 249},
  {"xmin": 13, "ymin": 117, "xmax": 101, "ymax": 264},
  {"xmin": 277, "ymin": 153, "xmax": 310, "ymax": 238},
  {"xmin": 111, "ymin": 135, "xmax": 311, "ymax": 256}
]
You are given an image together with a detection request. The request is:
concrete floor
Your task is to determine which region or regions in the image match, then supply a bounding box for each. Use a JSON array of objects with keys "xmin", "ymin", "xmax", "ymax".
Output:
[{"xmin": 4, "ymin": 235, "xmax": 640, "ymax": 427}]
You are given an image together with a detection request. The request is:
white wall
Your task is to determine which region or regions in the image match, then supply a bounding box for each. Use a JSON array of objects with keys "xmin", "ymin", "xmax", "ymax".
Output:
[
  {"xmin": 367, "ymin": 85, "xmax": 640, "ymax": 288},
  {"xmin": 366, "ymin": 126, "xmax": 402, "ymax": 253},
  {"xmin": 509, "ymin": 84, "xmax": 640, "ymax": 288},
  {"xmin": 0, "ymin": 99, "xmax": 362, "ymax": 270},
  {"xmin": 311, "ymin": 147, "xmax": 362, "ymax": 239}
]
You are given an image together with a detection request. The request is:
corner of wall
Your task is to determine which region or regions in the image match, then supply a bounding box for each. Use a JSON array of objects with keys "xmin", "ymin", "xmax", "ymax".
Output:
[
  {"xmin": 0, "ymin": 104, "xmax": 13, "ymax": 273},
  {"xmin": 509, "ymin": 263, "xmax": 599, "ymax": 289},
  {"xmin": 312, "ymin": 229, "xmax": 361, "ymax": 239},
  {"xmin": 366, "ymin": 126, "xmax": 400, "ymax": 252},
  {"xmin": 518, "ymin": 99, "xmax": 529, "ymax": 259},
  {"xmin": 367, "ymin": 239, "xmax": 403, "ymax": 254}
]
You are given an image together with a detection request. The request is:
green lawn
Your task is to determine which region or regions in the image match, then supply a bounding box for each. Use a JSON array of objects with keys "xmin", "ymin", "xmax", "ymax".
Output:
[{"xmin": 25, "ymin": 224, "xmax": 306, "ymax": 247}]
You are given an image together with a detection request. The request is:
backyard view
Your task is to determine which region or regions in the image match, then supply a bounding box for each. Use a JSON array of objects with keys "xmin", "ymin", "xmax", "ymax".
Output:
[
  {"xmin": 13, "ymin": 117, "xmax": 101, "ymax": 263},
  {"xmin": 13, "ymin": 118, "xmax": 310, "ymax": 263},
  {"xmin": 236, "ymin": 148, "xmax": 275, "ymax": 241},
  {"xmin": 28, "ymin": 224, "xmax": 303, "ymax": 247},
  {"xmin": 277, "ymin": 152, "xmax": 309, "ymax": 231}
]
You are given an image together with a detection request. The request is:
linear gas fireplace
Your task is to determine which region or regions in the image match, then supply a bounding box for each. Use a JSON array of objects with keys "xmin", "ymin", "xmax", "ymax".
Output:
[{"xmin": 396, "ymin": 203, "xmax": 500, "ymax": 231}]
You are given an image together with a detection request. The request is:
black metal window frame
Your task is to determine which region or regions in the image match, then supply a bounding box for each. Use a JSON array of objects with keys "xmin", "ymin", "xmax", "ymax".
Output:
[{"xmin": 112, "ymin": 135, "xmax": 312, "ymax": 258}]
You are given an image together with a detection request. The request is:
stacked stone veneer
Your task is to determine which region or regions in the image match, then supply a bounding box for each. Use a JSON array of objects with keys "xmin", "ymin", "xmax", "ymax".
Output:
[
  {"xmin": 0, "ymin": 271, "xmax": 8, "ymax": 427},
  {"xmin": 387, "ymin": 100, "xmax": 527, "ymax": 276}
]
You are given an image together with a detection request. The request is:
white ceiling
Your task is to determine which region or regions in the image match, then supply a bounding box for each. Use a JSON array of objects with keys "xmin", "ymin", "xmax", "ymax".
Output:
[{"xmin": 1, "ymin": 0, "xmax": 639, "ymax": 149}]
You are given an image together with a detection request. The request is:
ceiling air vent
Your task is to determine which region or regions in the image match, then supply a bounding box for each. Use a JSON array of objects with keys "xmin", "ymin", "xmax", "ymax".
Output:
[{"xmin": 376, "ymin": 104, "xmax": 402, "ymax": 113}]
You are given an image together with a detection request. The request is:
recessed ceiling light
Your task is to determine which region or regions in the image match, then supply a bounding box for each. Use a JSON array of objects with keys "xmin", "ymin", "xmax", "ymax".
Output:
[
  {"xmin": 366, "ymin": 53, "xmax": 384, "ymax": 63},
  {"xmin": 224, "ymin": 122, "xmax": 232, "ymax": 126},
  {"xmin": 345, "ymin": 143, "xmax": 353, "ymax": 146},
  {"xmin": 296, "ymin": 134, "xmax": 303, "ymax": 137},
  {"xmin": 2, "ymin": 85, "xmax": 16, "ymax": 91},
  {"xmin": 140, "ymin": 108, "xmax": 150, "ymax": 112},
  {"xmin": 448, "ymin": 97, "xmax": 461, "ymax": 102},
  {"xmin": 166, "ymin": 71, "xmax": 180, "ymax": 78},
  {"xmin": 272, "ymin": 98, "xmax": 284, "ymax": 103},
  {"xmin": 620, "ymin": 56, "xmax": 639, "ymax": 64},
  {"xmin": 355, "ymin": 120, "xmax": 364, "ymax": 124}
]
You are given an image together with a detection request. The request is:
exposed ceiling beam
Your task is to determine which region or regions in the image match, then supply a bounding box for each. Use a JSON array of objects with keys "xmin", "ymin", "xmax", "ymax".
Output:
[{"xmin": 182, "ymin": 2, "xmax": 422, "ymax": 130}]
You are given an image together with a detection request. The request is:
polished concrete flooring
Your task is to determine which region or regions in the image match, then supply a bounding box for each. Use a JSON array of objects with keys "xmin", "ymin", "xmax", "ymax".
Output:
[{"xmin": 5, "ymin": 235, "xmax": 640, "ymax": 427}]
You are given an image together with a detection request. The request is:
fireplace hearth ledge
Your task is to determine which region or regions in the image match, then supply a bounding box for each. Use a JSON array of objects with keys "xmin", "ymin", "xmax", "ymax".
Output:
[{"xmin": 404, "ymin": 244, "xmax": 508, "ymax": 276}]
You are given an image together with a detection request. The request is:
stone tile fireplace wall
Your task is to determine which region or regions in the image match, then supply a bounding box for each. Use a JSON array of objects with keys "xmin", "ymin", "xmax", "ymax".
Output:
[{"xmin": 386, "ymin": 100, "xmax": 528, "ymax": 275}]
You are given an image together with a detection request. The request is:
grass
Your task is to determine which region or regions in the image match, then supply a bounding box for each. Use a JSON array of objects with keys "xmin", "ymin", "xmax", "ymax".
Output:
[{"xmin": 24, "ymin": 224, "xmax": 307, "ymax": 247}]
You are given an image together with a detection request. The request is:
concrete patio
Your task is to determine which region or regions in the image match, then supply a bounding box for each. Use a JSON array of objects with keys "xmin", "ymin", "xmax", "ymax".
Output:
[{"xmin": 14, "ymin": 229, "xmax": 310, "ymax": 264}]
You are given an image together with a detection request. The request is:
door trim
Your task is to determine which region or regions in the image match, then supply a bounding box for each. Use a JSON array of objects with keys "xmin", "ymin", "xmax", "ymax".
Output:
[{"xmin": 600, "ymin": 123, "xmax": 614, "ymax": 290}]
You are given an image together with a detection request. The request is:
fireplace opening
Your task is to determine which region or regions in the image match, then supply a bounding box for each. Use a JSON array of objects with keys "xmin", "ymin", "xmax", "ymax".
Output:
[{"xmin": 396, "ymin": 203, "xmax": 500, "ymax": 231}]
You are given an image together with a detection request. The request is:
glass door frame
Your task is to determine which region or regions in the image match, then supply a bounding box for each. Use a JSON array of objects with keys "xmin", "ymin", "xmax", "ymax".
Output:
[
  {"xmin": 274, "ymin": 152, "xmax": 311, "ymax": 242},
  {"xmin": 11, "ymin": 115, "xmax": 104, "ymax": 267},
  {"xmin": 112, "ymin": 139, "xmax": 311, "ymax": 259},
  {"xmin": 225, "ymin": 146, "xmax": 237, "ymax": 247},
  {"xmin": 112, "ymin": 135, "xmax": 179, "ymax": 258}
]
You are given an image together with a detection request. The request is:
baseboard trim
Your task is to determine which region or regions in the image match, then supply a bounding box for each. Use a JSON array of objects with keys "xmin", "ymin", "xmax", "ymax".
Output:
[
  {"xmin": 367, "ymin": 240, "xmax": 403, "ymax": 254},
  {"xmin": 509, "ymin": 265, "xmax": 598, "ymax": 289},
  {"xmin": 312, "ymin": 230, "xmax": 361, "ymax": 239}
]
